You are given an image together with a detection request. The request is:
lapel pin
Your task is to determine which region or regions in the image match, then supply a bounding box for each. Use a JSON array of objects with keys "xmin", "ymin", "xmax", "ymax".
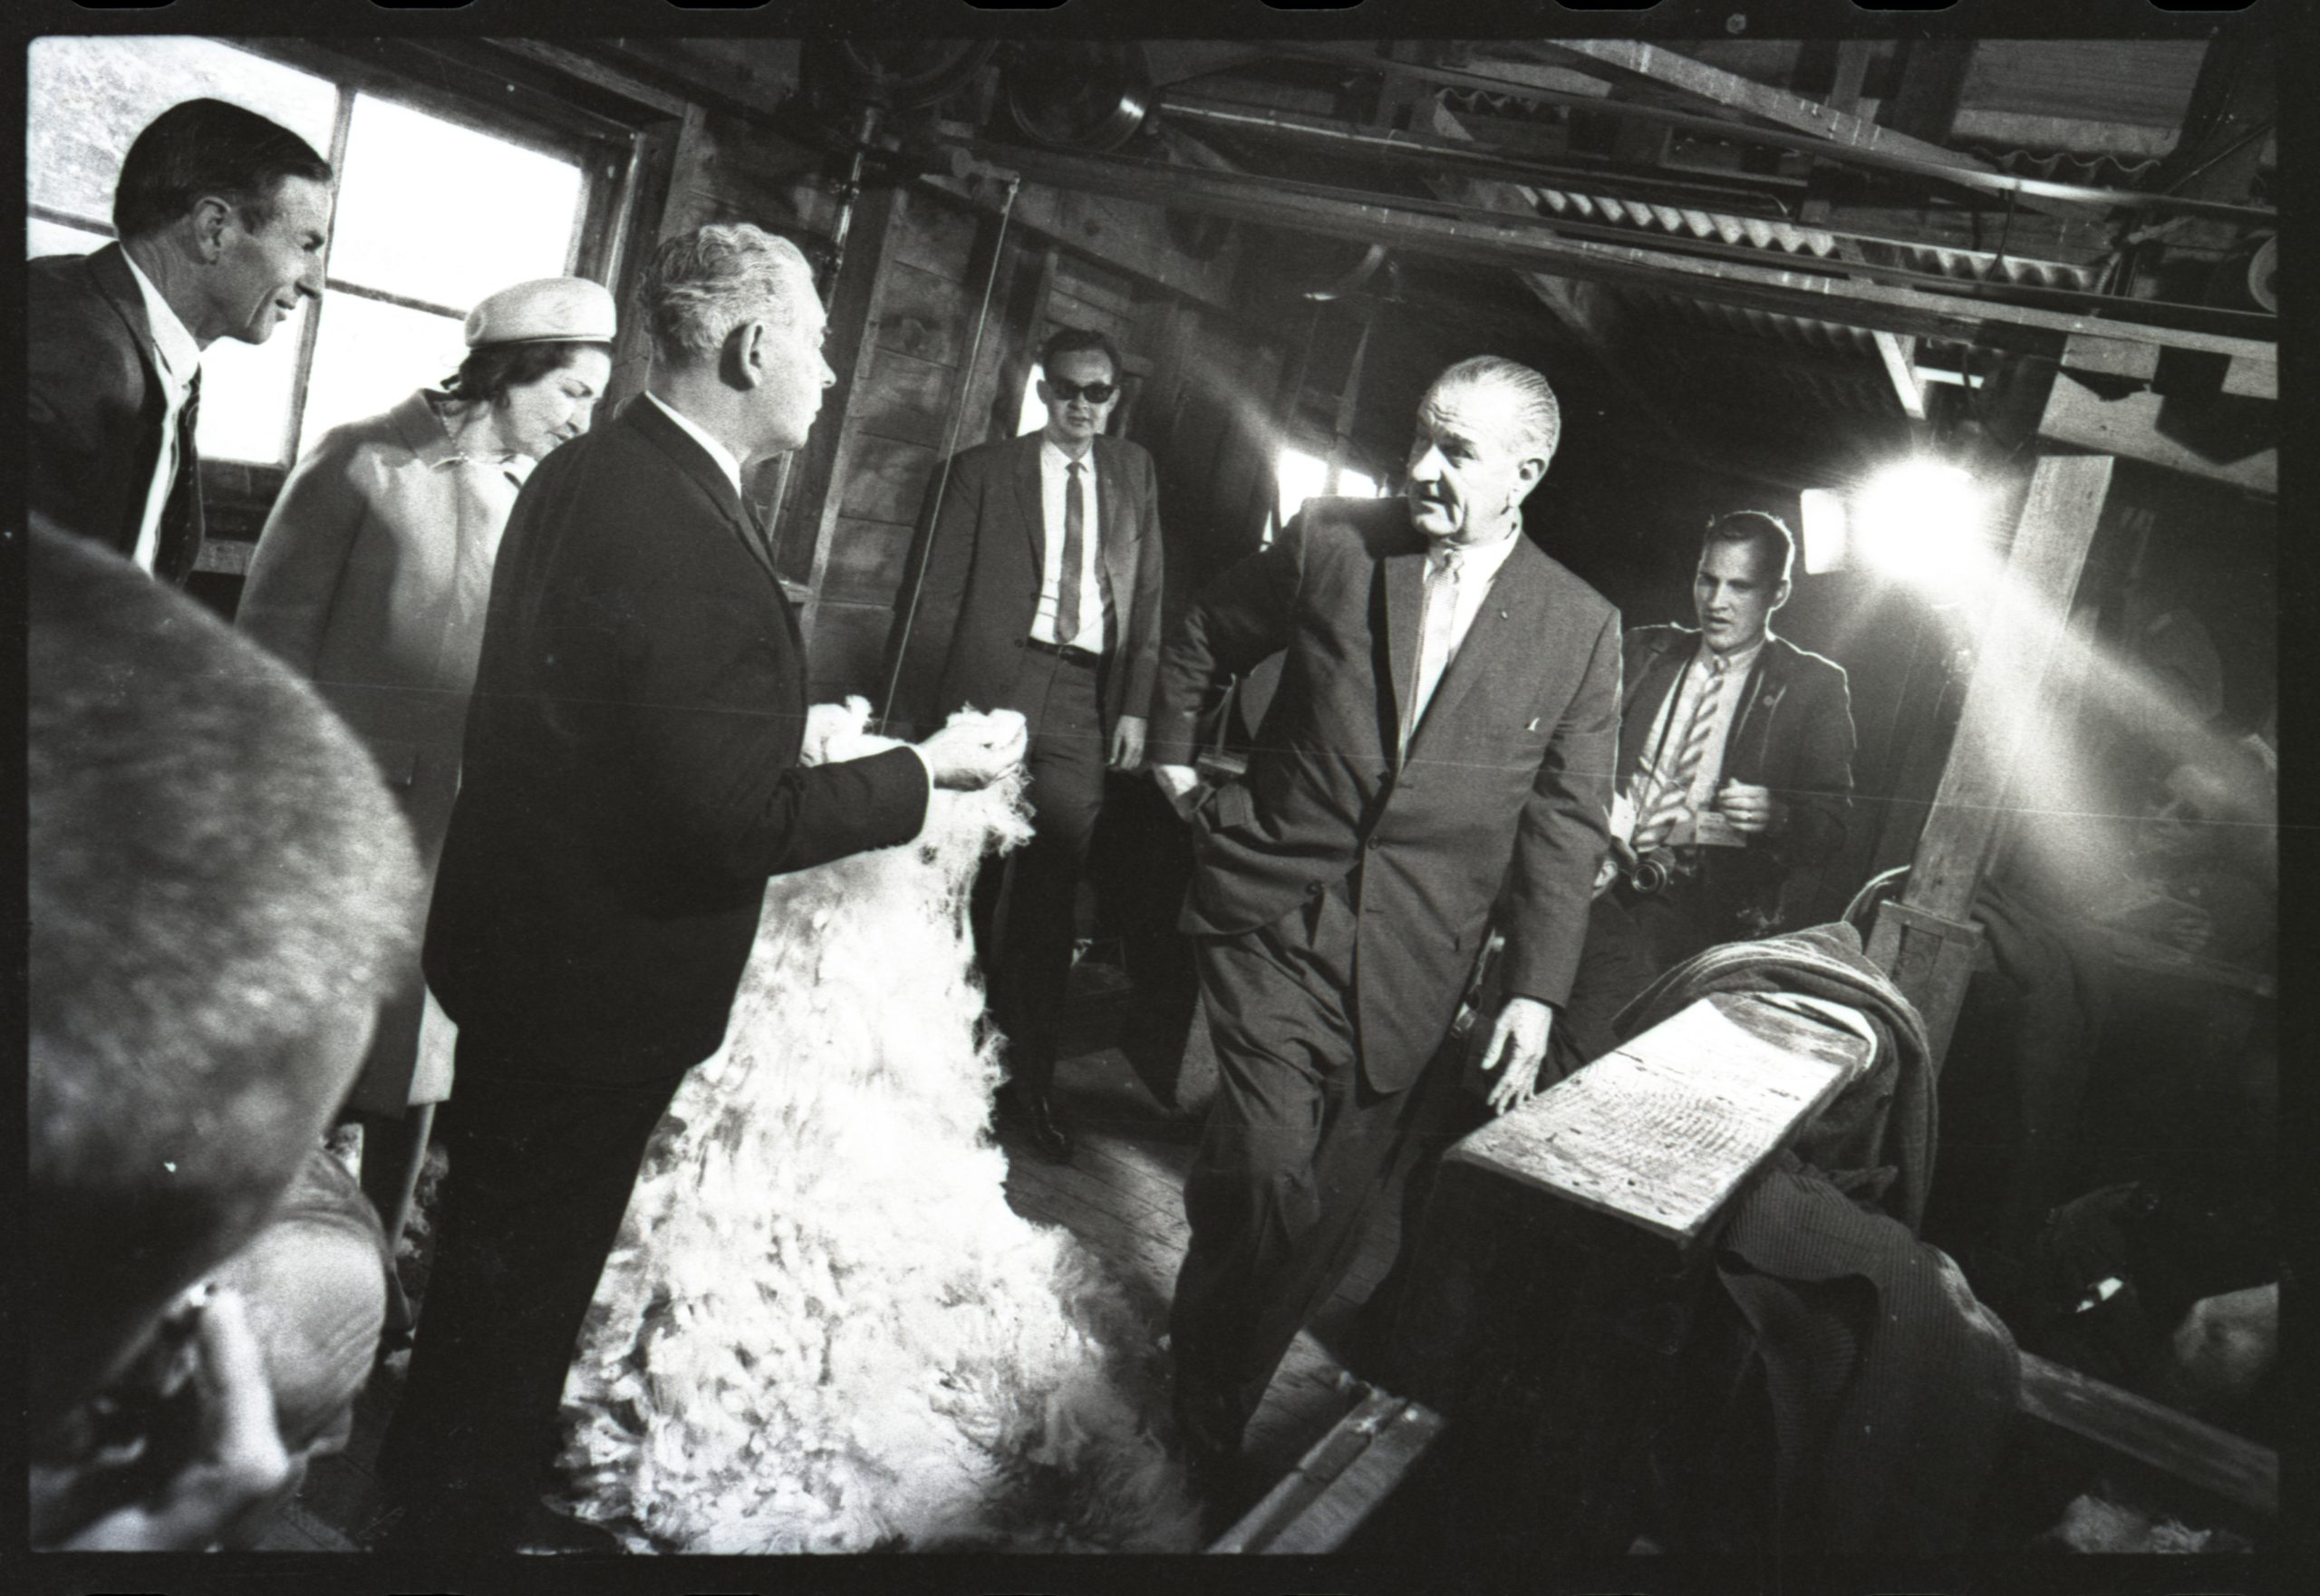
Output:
[{"xmin": 1526, "ymin": 717, "xmax": 1542, "ymax": 731}]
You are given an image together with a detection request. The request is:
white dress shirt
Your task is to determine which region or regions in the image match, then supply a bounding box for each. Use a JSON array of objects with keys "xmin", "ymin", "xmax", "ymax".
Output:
[
  {"xmin": 121, "ymin": 251, "xmax": 202, "ymax": 576},
  {"xmin": 644, "ymin": 391, "xmax": 746, "ymax": 498},
  {"xmin": 1030, "ymin": 438, "xmax": 1108, "ymax": 653},
  {"xmin": 1407, "ymin": 522, "xmax": 1525, "ymax": 737}
]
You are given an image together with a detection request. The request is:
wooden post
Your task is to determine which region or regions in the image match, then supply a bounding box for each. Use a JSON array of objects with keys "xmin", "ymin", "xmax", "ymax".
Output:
[
  {"xmin": 1867, "ymin": 451, "xmax": 2113, "ymax": 1066},
  {"xmin": 1322, "ymin": 310, "xmax": 1376, "ymax": 494},
  {"xmin": 782, "ymin": 180, "xmax": 906, "ymax": 639}
]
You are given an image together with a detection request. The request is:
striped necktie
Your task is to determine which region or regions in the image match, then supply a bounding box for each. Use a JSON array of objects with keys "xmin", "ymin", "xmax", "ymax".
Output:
[{"xmin": 1630, "ymin": 651, "xmax": 1731, "ymax": 856}]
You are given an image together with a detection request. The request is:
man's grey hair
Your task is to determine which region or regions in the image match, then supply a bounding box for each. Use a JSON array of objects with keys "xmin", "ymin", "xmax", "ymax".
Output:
[
  {"xmin": 1426, "ymin": 354, "xmax": 1562, "ymax": 463},
  {"xmin": 638, "ymin": 223, "xmax": 816, "ymax": 364}
]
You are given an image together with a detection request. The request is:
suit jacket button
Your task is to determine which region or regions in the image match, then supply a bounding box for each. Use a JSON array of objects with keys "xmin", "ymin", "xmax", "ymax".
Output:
[{"xmin": 1367, "ymin": 836, "xmax": 1384, "ymax": 851}]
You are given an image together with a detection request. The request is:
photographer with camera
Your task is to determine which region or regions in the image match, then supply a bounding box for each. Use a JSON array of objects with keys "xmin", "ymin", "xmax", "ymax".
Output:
[{"xmin": 1603, "ymin": 510, "xmax": 1856, "ymax": 982}]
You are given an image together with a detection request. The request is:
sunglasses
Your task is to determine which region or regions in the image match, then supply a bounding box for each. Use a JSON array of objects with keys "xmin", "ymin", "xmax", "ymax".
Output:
[{"xmin": 1047, "ymin": 378, "xmax": 1118, "ymax": 404}]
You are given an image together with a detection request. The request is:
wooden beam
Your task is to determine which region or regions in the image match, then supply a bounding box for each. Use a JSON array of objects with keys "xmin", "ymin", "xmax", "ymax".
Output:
[
  {"xmin": 1825, "ymin": 40, "xmax": 1874, "ymax": 117},
  {"xmin": 2037, "ymin": 372, "xmax": 2276, "ymax": 496},
  {"xmin": 1873, "ymin": 330, "xmax": 1928, "ymax": 421},
  {"xmin": 2223, "ymin": 353, "xmax": 2277, "ymax": 401},
  {"xmin": 1868, "ymin": 452, "xmax": 2113, "ymax": 1063},
  {"xmin": 938, "ymin": 137, "xmax": 2276, "ymax": 363},
  {"xmin": 918, "ymin": 167, "xmax": 1244, "ymax": 321},
  {"xmin": 1541, "ymin": 38, "xmax": 1964, "ymax": 160},
  {"xmin": 1417, "ymin": 100, "xmax": 1855, "ymax": 495},
  {"xmin": 2018, "ymin": 1352, "xmax": 2277, "ymax": 1518},
  {"xmin": 1879, "ymin": 39, "xmax": 1977, "ymax": 148},
  {"xmin": 2060, "ymin": 333, "xmax": 2162, "ymax": 383},
  {"xmin": 1209, "ymin": 1387, "xmax": 1445, "ymax": 1553},
  {"xmin": 487, "ymin": 38, "xmax": 693, "ymax": 118},
  {"xmin": 1513, "ymin": 40, "xmax": 2097, "ymax": 222}
]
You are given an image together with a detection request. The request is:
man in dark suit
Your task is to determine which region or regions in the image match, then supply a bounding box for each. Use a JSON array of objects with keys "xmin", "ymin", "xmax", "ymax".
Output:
[
  {"xmin": 883, "ymin": 327, "xmax": 1167, "ymax": 1163},
  {"xmin": 28, "ymin": 98, "xmax": 334, "ymax": 585},
  {"xmin": 1606, "ymin": 509, "xmax": 1856, "ymax": 980},
  {"xmin": 378, "ymin": 224, "xmax": 1020, "ymax": 1550},
  {"xmin": 1147, "ymin": 355, "xmax": 1621, "ymax": 1485}
]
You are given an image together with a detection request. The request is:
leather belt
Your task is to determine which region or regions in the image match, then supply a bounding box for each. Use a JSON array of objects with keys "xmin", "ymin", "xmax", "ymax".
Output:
[{"xmin": 1021, "ymin": 636, "xmax": 1101, "ymax": 668}]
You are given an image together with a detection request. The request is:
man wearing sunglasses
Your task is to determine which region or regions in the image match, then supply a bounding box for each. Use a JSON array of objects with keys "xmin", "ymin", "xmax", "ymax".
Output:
[{"xmin": 884, "ymin": 326, "xmax": 1168, "ymax": 1165}]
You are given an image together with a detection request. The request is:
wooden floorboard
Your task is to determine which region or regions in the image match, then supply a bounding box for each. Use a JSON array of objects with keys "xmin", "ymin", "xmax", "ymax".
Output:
[{"xmin": 281, "ymin": 1038, "xmax": 1410, "ymax": 1552}]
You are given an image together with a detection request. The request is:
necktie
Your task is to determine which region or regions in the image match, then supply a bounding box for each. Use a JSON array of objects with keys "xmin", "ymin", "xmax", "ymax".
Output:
[
  {"xmin": 1630, "ymin": 652, "xmax": 1730, "ymax": 856},
  {"xmin": 1405, "ymin": 545, "xmax": 1464, "ymax": 753},
  {"xmin": 157, "ymin": 369, "xmax": 203, "ymax": 585},
  {"xmin": 1056, "ymin": 459, "xmax": 1086, "ymax": 647}
]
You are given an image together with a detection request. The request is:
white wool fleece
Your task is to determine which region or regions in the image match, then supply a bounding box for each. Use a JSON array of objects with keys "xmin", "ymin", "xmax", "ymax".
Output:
[{"xmin": 555, "ymin": 701, "xmax": 1200, "ymax": 1552}]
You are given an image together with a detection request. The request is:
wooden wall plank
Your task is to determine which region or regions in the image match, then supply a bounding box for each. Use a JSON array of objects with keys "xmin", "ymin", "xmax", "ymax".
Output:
[
  {"xmin": 1045, "ymin": 286, "xmax": 1134, "ymax": 342},
  {"xmin": 948, "ymin": 215, "xmax": 1034, "ymax": 456},
  {"xmin": 893, "ymin": 185, "xmax": 981, "ymax": 279},
  {"xmin": 850, "ymin": 348, "xmax": 958, "ymax": 450},
  {"xmin": 875, "ymin": 261, "xmax": 975, "ymax": 368},
  {"xmin": 836, "ymin": 431, "xmax": 938, "ymax": 526},
  {"xmin": 821, "ymin": 517, "xmax": 914, "ymax": 605},
  {"xmin": 922, "ymin": 171, "xmax": 1246, "ymax": 318},
  {"xmin": 804, "ymin": 599, "xmax": 895, "ymax": 702},
  {"xmin": 781, "ymin": 180, "xmax": 904, "ymax": 626},
  {"xmin": 1053, "ymin": 249, "xmax": 1139, "ymax": 323}
]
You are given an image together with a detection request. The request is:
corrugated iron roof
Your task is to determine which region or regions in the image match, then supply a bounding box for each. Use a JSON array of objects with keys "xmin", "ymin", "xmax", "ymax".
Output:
[
  {"xmin": 1960, "ymin": 144, "xmax": 2170, "ymax": 189},
  {"xmin": 1521, "ymin": 182, "xmax": 2103, "ymax": 292}
]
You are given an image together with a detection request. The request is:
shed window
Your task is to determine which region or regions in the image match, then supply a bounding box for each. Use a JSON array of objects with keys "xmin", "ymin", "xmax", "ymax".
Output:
[{"xmin": 28, "ymin": 35, "xmax": 595, "ymax": 469}]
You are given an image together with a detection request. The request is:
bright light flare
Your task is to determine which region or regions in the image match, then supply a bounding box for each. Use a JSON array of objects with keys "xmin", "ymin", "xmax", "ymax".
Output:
[
  {"xmin": 1273, "ymin": 448, "xmax": 1383, "ymax": 525},
  {"xmin": 1851, "ymin": 459, "xmax": 1992, "ymax": 598},
  {"xmin": 1275, "ymin": 446, "xmax": 1330, "ymax": 523},
  {"xmin": 1799, "ymin": 488, "xmax": 1850, "ymax": 575}
]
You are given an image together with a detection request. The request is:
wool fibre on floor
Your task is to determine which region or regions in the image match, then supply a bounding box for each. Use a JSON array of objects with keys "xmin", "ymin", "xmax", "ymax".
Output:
[{"xmin": 556, "ymin": 701, "xmax": 1199, "ymax": 1552}]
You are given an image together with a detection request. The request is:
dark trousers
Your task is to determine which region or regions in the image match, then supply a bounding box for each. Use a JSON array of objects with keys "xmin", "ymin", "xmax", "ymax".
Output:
[
  {"xmin": 1620, "ymin": 875, "xmax": 1727, "ymax": 983},
  {"xmin": 974, "ymin": 644, "xmax": 1107, "ymax": 1094},
  {"xmin": 374, "ymin": 1033, "xmax": 687, "ymax": 1543},
  {"xmin": 1170, "ymin": 881, "xmax": 1438, "ymax": 1448}
]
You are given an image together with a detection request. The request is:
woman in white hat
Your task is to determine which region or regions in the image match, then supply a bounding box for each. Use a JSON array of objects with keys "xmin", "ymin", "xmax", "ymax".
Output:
[{"xmin": 238, "ymin": 276, "xmax": 618, "ymax": 1280}]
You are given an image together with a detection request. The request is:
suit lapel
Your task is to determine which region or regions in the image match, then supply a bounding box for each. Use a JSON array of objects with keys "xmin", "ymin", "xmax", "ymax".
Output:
[
  {"xmin": 1011, "ymin": 434, "xmax": 1047, "ymax": 568},
  {"xmin": 625, "ymin": 395, "xmax": 780, "ymax": 586},
  {"xmin": 1092, "ymin": 438, "xmax": 1136, "ymax": 623},
  {"xmin": 1726, "ymin": 641, "xmax": 1784, "ymax": 779}
]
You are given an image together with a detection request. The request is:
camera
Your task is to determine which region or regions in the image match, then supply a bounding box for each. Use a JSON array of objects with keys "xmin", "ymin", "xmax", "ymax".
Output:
[{"xmin": 1623, "ymin": 848, "xmax": 1694, "ymax": 897}]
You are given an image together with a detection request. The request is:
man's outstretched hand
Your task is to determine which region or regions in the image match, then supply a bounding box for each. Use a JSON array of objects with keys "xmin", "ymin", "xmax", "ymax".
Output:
[
  {"xmin": 914, "ymin": 712, "xmax": 1028, "ymax": 789},
  {"xmin": 1474, "ymin": 995, "xmax": 1555, "ymax": 1117}
]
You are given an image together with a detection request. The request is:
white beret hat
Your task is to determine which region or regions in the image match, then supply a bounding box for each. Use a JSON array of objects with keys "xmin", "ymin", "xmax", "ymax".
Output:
[{"xmin": 463, "ymin": 276, "xmax": 618, "ymax": 347}]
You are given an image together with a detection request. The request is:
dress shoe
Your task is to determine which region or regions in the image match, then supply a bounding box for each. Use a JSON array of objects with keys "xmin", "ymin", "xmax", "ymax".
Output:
[
  {"xmin": 995, "ymin": 1083, "xmax": 1074, "ymax": 1164},
  {"xmin": 1174, "ymin": 1401, "xmax": 1251, "ymax": 1543}
]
